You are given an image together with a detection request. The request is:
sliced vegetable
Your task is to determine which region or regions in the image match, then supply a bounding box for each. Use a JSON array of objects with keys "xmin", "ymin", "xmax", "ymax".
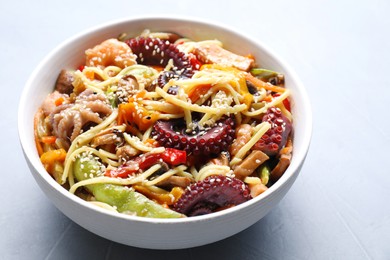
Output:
[
  {"xmin": 133, "ymin": 185, "xmax": 184, "ymax": 205},
  {"xmin": 200, "ymin": 64, "xmax": 253, "ymax": 106},
  {"xmin": 250, "ymin": 68, "xmax": 278, "ymax": 80},
  {"xmin": 40, "ymin": 149, "xmax": 67, "ymax": 182},
  {"xmin": 117, "ymin": 90, "xmax": 160, "ymax": 131},
  {"xmin": 257, "ymin": 164, "xmax": 270, "ymax": 186},
  {"xmin": 105, "ymin": 148, "xmax": 187, "ymax": 178},
  {"xmin": 41, "ymin": 136, "xmax": 57, "ymax": 144},
  {"xmin": 250, "ymin": 68, "xmax": 284, "ymax": 86},
  {"xmin": 54, "ymin": 97, "xmax": 65, "ymax": 106},
  {"xmin": 187, "ymin": 52, "xmax": 202, "ymax": 70},
  {"xmin": 73, "ymin": 154, "xmax": 183, "ymax": 218},
  {"xmin": 160, "ymin": 148, "xmax": 187, "ymax": 165},
  {"xmin": 245, "ymin": 73, "xmax": 286, "ymax": 93},
  {"xmin": 188, "ymin": 84, "xmax": 212, "ymax": 103},
  {"xmin": 273, "ymin": 93, "xmax": 291, "ymax": 112},
  {"xmin": 105, "ymin": 86, "xmax": 116, "ymax": 107}
]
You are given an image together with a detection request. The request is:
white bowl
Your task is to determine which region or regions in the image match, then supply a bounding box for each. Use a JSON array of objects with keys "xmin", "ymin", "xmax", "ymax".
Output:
[{"xmin": 18, "ymin": 16, "xmax": 312, "ymax": 249}]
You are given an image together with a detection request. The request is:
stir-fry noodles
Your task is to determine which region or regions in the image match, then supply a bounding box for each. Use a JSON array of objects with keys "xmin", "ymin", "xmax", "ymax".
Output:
[{"xmin": 35, "ymin": 30, "xmax": 293, "ymax": 218}]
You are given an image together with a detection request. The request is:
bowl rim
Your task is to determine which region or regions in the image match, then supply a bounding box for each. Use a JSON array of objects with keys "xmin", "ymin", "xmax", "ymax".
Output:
[{"xmin": 18, "ymin": 14, "xmax": 312, "ymax": 224}]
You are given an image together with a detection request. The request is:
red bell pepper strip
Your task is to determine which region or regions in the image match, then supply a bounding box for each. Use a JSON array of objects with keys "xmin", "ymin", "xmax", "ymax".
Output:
[
  {"xmin": 105, "ymin": 148, "xmax": 187, "ymax": 178},
  {"xmin": 273, "ymin": 93, "xmax": 291, "ymax": 112},
  {"xmin": 160, "ymin": 148, "xmax": 187, "ymax": 165}
]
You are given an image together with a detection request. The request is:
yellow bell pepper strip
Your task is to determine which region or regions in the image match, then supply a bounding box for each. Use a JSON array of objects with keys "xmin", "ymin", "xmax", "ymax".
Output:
[
  {"xmin": 195, "ymin": 64, "xmax": 253, "ymax": 107},
  {"xmin": 133, "ymin": 185, "xmax": 184, "ymax": 206},
  {"xmin": 40, "ymin": 148, "xmax": 66, "ymax": 175},
  {"xmin": 117, "ymin": 90, "xmax": 160, "ymax": 132}
]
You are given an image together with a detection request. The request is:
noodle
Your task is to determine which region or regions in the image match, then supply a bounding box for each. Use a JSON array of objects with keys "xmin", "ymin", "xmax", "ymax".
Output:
[{"xmin": 35, "ymin": 30, "xmax": 293, "ymax": 218}]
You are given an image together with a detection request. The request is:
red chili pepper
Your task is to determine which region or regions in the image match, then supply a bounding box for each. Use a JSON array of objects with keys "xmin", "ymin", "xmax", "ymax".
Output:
[
  {"xmin": 78, "ymin": 65, "xmax": 85, "ymax": 72},
  {"xmin": 105, "ymin": 148, "xmax": 187, "ymax": 178}
]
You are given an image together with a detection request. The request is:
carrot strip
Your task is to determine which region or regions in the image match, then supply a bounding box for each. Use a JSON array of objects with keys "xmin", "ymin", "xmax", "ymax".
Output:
[
  {"xmin": 41, "ymin": 136, "xmax": 57, "ymax": 144},
  {"xmin": 188, "ymin": 84, "xmax": 212, "ymax": 103},
  {"xmin": 151, "ymin": 65, "xmax": 164, "ymax": 72},
  {"xmin": 35, "ymin": 138, "xmax": 44, "ymax": 156},
  {"xmin": 144, "ymin": 138, "xmax": 158, "ymax": 147},
  {"xmin": 245, "ymin": 73, "xmax": 285, "ymax": 93},
  {"xmin": 245, "ymin": 53, "xmax": 255, "ymax": 60},
  {"xmin": 34, "ymin": 109, "xmax": 44, "ymax": 156},
  {"xmin": 54, "ymin": 97, "xmax": 65, "ymax": 106}
]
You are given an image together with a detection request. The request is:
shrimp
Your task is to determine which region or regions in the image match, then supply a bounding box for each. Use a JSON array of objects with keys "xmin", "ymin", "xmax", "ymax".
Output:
[
  {"xmin": 229, "ymin": 124, "xmax": 253, "ymax": 157},
  {"xmin": 85, "ymin": 38, "xmax": 137, "ymax": 68}
]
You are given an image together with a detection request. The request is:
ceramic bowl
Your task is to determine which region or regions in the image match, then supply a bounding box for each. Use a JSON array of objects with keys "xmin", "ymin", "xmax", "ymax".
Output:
[{"xmin": 18, "ymin": 16, "xmax": 312, "ymax": 249}]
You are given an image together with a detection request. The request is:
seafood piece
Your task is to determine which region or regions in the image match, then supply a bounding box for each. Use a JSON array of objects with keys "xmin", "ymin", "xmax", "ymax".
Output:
[
  {"xmin": 55, "ymin": 70, "xmax": 75, "ymax": 94},
  {"xmin": 50, "ymin": 89, "xmax": 112, "ymax": 145},
  {"xmin": 156, "ymin": 176, "xmax": 192, "ymax": 189},
  {"xmin": 41, "ymin": 91, "xmax": 70, "ymax": 116},
  {"xmin": 140, "ymin": 30, "xmax": 182, "ymax": 43},
  {"xmin": 229, "ymin": 124, "xmax": 253, "ymax": 157},
  {"xmin": 85, "ymin": 38, "xmax": 137, "ymax": 68},
  {"xmin": 253, "ymin": 107, "xmax": 292, "ymax": 156},
  {"xmin": 126, "ymin": 37, "xmax": 196, "ymax": 90},
  {"xmin": 116, "ymin": 74, "xmax": 139, "ymax": 103},
  {"xmin": 91, "ymin": 128, "xmax": 124, "ymax": 148},
  {"xmin": 270, "ymin": 138, "xmax": 293, "ymax": 181},
  {"xmin": 116, "ymin": 145, "xmax": 140, "ymax": 162},
  {"xmin": 233, "ymin": 150, "xmax": 269, "ymax": 179},
  {"xmin": 193, "ymin": 42, "xmax": 254, "ymax": 71},
  {"xmin": 152, "ymin": 118, "xmax": 235, "ymax": 156},
  {"xmin": 210, "ymin": 152, "xmax": 230, "ymax": 166},
  {"xmin": 173, "ymin": 175, "xmax": 251, "ymax": 216}
]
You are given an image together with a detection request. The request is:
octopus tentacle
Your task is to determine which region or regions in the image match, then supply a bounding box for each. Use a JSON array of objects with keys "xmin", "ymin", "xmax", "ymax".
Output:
[
  {"xmin": 126, "ymin": 37, "xmax": 196, "ymax": 89},
  {"xmin": 172, "ymin": 175, "xmax": 251, "ymax": 216},
  {"xmin": 151, "ymin": 117, "xmax": 235, "ymax": 156},
  {"xmin": 83, "ymin": 100, "xmax": 112, "ymax": 115},
  {"xmin": 50, "ymin": 90, "xmax": 112, "ymax": 146},
  {"xmin": 253, "ymin": 107, "xmax": 292, "ymax": 156}
]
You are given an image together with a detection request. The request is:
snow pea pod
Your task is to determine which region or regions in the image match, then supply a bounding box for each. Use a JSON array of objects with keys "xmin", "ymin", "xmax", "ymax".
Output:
[{"xmin": 73, "ymin": 155, "xmax": 183, "ymax": 218}]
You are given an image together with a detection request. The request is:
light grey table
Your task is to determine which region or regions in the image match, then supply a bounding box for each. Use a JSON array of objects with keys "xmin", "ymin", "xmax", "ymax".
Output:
[{"xmin": 2, "ymin": 0, "xmax": 389, "ymax": 259}]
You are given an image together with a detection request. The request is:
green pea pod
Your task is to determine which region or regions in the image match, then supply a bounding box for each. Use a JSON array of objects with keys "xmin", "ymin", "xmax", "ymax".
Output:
[
  {"xmin": 258, "ymin": 164, "xmax": 270, "ymax": 186},
  {"xmin": 73, "ymin": 155, "xmax": 183, "ymax": 218},
  {"xmin": 250, "ymin": 68, "xmax": 279, "ymax": 81},
  {"xmin": 106, "ymin": 87, "xmax": 118, "ymax": 108}
]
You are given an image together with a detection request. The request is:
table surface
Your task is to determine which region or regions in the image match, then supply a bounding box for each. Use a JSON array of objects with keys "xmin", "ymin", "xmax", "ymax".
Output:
[{"xmin": 2, "ymin": 0, "xmax": 389, "ymax": 259}]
